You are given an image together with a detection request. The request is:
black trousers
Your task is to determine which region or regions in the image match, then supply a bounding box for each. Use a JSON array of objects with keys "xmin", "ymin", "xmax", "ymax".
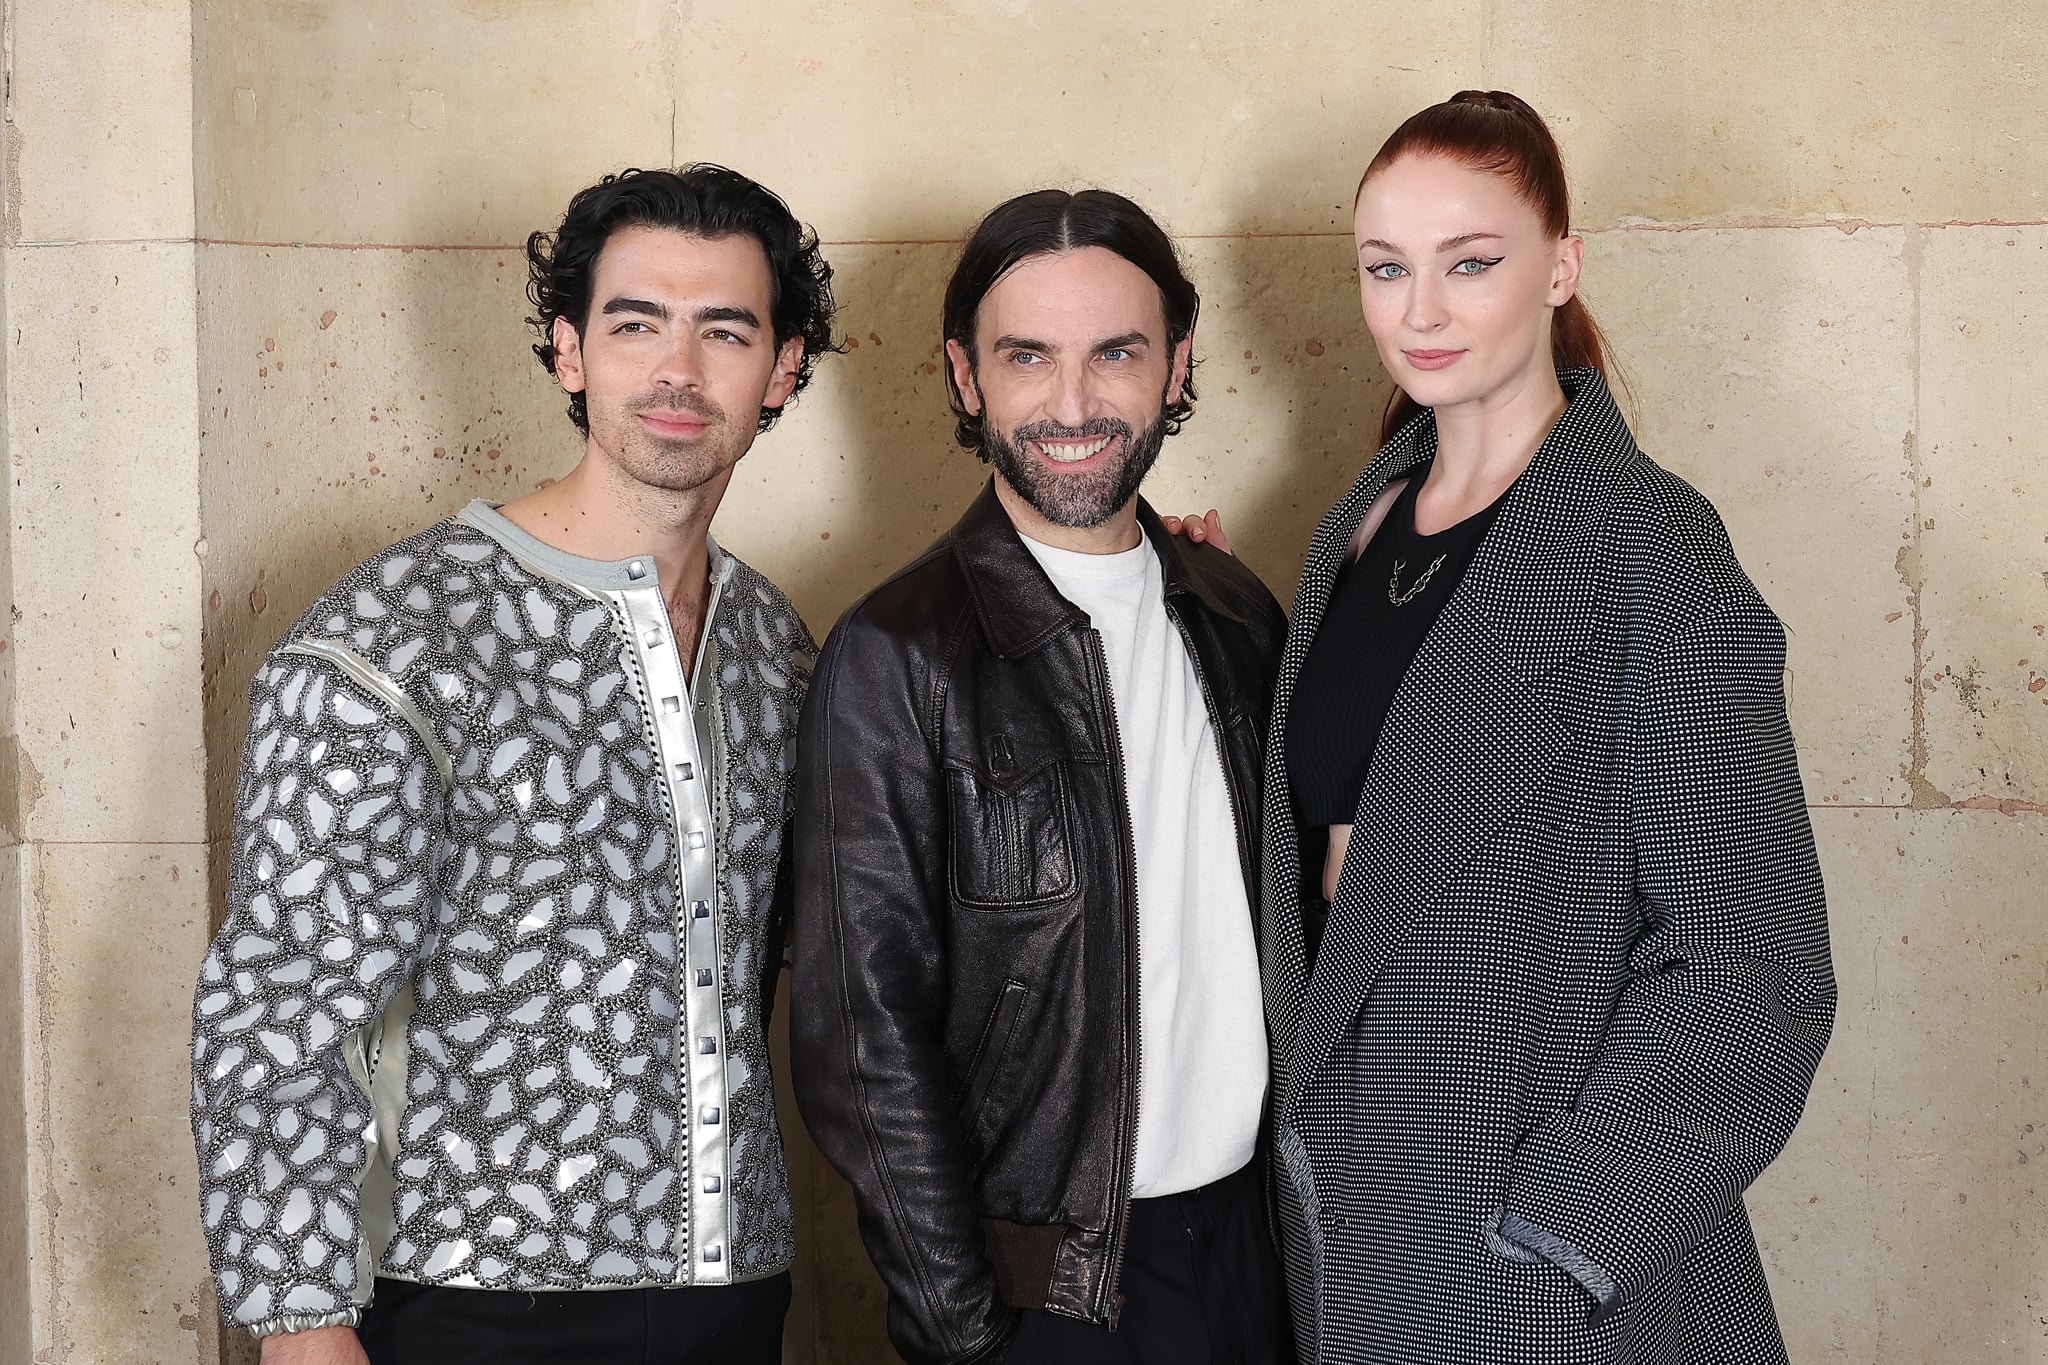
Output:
[
  {"xmin": 357, "ymin": 1271, "xmax": 789, "ymax": 1365},
  {"xmin": 1004, "ymin": 1162, "xmax": 1291, "ymax": 1365}
]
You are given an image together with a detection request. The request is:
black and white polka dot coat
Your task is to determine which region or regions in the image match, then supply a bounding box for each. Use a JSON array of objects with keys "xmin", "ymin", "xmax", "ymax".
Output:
[{"xmin": 1261, "ymin": 370, "xmax": 1836, "ymax": 1365}]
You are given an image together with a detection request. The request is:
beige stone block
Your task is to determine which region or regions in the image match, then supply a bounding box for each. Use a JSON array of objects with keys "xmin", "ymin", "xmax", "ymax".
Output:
[
  {"xmin": 1589, "ymin": 226, "xmax": 1915, "ymax": 806},
  {"xmin": 1751, "ymin": 808, "xmax": 2047, "ymax": 1364},
  {"xmin": 22, "ymin": 842, "xmax": 218, "ymax": 1364},
  {"xmin": 8, "ymin": 0, "xmax": 195, "ymax": 242},
  {"xmin": 1156, "ymin": 234, "xmax": 1390, "ymax": 606},
  {"xmin": 719, "ymin": 242, "xmax": 984, "ymax": 634},
  {"xmin": 675, "ymin": 0, "xmax": 1484, "ymax": 240},
  {"xmin": 196, "ymin": 243, "xmax": 571, "ymax": 837},
  {"xmin": 1488, "ymin": 1, "xmax": 2048, "ymax": 227},
  {"xmin": 0, "ymin": 246, "xmax": 16, "ymax": 848},
  {"xmin": 194, "ymin": 0, "xmax": 676, "ymax": 245},
  {"xmin": 0, "ymin": 844, "xmax": 31, "ymax": 1365},
  {"xmin": 1917, "ymin": 226, "xmax": 2048, "ymax": 809},
  {"xmin": 6, "ymin": 243, "xmax": 207, "ymax": 843}
]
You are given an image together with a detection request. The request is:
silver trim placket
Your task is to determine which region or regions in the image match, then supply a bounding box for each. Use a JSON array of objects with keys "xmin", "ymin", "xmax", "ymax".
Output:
[{"xmin": 612, "ymin": 565, "xmax": 733, "ymax": 1285}]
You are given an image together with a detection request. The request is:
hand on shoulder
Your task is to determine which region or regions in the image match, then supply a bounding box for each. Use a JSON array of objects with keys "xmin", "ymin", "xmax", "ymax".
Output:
[{"xmin": 1161, "ymin": 508, "xmax": 1232, "ymax": 556}]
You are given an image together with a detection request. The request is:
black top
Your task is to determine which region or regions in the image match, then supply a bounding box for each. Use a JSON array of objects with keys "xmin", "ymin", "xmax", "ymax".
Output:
[{"xmin": 1286, "ymin": 464, "xmax": 1505, "ymax": 826}]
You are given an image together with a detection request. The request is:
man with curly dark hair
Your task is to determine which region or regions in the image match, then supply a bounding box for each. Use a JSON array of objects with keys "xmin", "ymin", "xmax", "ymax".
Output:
[{"xmin": 191, "ymin": 165, "xmax": 837, "ymax": 1365}]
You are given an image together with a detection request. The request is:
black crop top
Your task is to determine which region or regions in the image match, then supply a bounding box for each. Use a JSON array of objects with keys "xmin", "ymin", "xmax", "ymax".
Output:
[{"xmin": 1285, "ymin": 465, "xmax": 1504, "ymax": 826}]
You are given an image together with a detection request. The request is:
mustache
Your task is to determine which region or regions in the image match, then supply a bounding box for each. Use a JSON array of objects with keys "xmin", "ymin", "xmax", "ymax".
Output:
[
  {"xmin": 626, "ymin": 390, "xmax": 725, "ymax": 424},
  {"xmin": 1010, "ymin": 417, "xmax": 1132, "ymax": 444}
]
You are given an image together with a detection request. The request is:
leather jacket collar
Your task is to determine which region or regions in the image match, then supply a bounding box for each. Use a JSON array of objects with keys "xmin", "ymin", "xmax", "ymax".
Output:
[{"xmin": 949, "ymin": 478, "xmax": 1247, "ymax": 658}]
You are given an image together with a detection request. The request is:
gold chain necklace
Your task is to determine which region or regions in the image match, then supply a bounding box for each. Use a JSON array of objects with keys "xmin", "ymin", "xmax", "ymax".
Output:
[{"xmin": 1387, "ymin": 554, "xmax": 1447, "ymax": 607}]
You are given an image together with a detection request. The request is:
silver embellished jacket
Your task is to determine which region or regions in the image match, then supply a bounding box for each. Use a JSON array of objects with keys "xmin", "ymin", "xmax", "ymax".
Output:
[{"xmin": 191, "ymin": 503, "xmax": 814, "ymax": 1338}]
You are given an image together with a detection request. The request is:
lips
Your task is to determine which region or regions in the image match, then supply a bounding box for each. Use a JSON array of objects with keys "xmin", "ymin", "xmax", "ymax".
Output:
[
  {"xmin": 1402, "ymin": 349, "xmax": 1465, "ymax": 371},
  {"xmin": 637, "ymin": 410, "xmax": 711, "ymax": 439}
]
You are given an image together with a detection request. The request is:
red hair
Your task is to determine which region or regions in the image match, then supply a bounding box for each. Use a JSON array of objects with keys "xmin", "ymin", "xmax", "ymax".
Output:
[{"xmin": 1359, "ymin": 90, "xmax": 1622, "ymax": 445}]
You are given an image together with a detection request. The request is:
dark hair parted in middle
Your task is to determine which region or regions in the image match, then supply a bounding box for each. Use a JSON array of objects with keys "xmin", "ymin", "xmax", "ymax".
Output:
[
  {"xmin": 526, "ymin": 164, "xmax": 844, "ymax": 436},
  {"xmin": 942, "ymin": 189, "xmax": 1200, "ymax": 453}
]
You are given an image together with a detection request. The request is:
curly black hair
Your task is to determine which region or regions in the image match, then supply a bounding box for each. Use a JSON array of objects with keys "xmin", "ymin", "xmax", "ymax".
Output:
[
  {"xmin": 526, "ymin": 165, "xmax": 843, "ymax": 435},
  {"xmin": 943, "ymin": 188, "xmax": 1200, "ymax": 453}
]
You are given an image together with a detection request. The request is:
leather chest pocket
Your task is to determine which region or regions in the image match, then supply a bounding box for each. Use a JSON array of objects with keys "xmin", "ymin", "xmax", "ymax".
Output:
[{"xmin": 946, "ymin": 759, "xmax": 1076, "ymax": 909}]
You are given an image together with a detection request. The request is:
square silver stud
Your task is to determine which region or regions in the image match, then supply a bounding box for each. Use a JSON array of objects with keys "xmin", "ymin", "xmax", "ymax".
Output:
[
  {"xmin": 703, "ymin": 1245, "xmax": 723, "ymax": 1263},
  {"xmin": 662, "ymin": 696, "xmax": 682, "ymax": 714},
  {"xmin": 692, "ymin": 900, "xmax": 711, "ymax": 920},
  {"xmin": 696, "ymin": 968, "xmax": 714, "ymax": 987},
  {"xmin": 700, "ymin": 1106, "xmax": 721, "ymax": 1125},
  {"xmin": 627, "ymin": 560, "xmax": 648, "ymax": 581},
  {"xmin": 698, "ymin": 1037, "xmax": 718, "ymax": 1055},
  {"xmin": 674, "ymin": 761, "xmax": 694, "ymax": 781},
  {"xmin": 701, "ymin": 1175, "xmax": 722, "ymax": 1194},
  {"xmin": 687, "ymin": 830, "xmax": 707, "ymax": 850},
  {"xmin": 644, "ymin": 627, "xmax": 663, "ymax": 647}
]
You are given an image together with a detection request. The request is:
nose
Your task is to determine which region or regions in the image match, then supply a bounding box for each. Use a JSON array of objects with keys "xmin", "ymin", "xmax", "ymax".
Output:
[
  {"xmin": 650, "ymin": 333, "xmax": 704, "ymax": 391},
  {"xmin": 1404, "ymin": 272, "xmax": 1449, "ymax": 334},
  {"xmin": 1047, "ymin": 358, "xmax": 1094, "ymax": 428}
]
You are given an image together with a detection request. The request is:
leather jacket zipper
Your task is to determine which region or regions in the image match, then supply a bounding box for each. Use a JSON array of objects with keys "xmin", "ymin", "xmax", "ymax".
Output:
[{"xmin": 1086, "ymin": 627, "xmax": 1142, "ymax": 1330}]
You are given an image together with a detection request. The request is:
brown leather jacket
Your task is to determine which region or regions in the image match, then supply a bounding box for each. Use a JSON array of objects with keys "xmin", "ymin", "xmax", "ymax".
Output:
[{"xmin": 791, "ymin": 482, "xmax": 1284, "ymax": 1365}]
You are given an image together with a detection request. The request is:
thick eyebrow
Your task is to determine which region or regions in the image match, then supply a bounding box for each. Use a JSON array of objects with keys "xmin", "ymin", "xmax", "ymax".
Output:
[
  {"xmin": 600, "ymin": 296, "xmax": 670, "ymax": 321},
  {"xmin": 1358, "ymin": 231, "xmax": 1508, "ymax": 255},
  {"xmin": 1092, "ymin": 331, "xmax": 1151, "ymax": 353},
  {"xmin": 597, "ymin": 299, "xmax": 763, "ymax": 330},
  {"xmin": 990, "ymin": 330, "xmax": 1153, "ymax": 354},
  {"xmin": 693, "ymin": 304, "xmax": 763, "ymax": 330}
]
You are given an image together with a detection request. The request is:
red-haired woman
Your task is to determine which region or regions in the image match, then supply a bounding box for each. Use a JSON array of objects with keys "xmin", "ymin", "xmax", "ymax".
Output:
[{"xmin": 1252, "ymin": 92, "xmax": 1835, "ymax": 1363}]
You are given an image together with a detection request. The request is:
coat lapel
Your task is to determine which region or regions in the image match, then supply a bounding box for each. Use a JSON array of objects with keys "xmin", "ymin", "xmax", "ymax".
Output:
[
  {"xmin": 1260, "ymin": 418, "xmax": 1433, "ymax": 1092},
  {"xmin": 1268, "ymin": 370, "xmax": 1633, "ymax": 1120}
]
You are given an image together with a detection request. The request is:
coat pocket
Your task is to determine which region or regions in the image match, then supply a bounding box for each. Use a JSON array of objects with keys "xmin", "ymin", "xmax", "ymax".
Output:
[
  {"xmin": 960, "ymin": 979, "xmax": 1029, "ymax": 1144},
  {"xmin": 946, "ymin": 759, "xmax": 1077, "ymax": 909}
]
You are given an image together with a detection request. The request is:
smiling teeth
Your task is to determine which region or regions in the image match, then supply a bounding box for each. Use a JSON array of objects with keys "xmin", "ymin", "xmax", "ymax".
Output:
[{"xmin": 1040, "ymin": 436, "xmax": 1111, "ymax": 463}]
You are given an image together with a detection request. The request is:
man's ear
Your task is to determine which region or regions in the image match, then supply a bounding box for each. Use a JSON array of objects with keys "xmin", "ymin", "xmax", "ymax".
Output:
[
  {"xmin": 551, "ymin": 315, "xmax": 587, "ymax": 394},
  {"xmin": 945, "ymin": 338, "xmax": 982, "ymax": 416},
  {"xmin": 763, "ymin": 336, "xmax": 805, "ymax": 412},
  {"xmin": 1167, "ymin": 333, "xmax": 1194, "ymax": 408}
]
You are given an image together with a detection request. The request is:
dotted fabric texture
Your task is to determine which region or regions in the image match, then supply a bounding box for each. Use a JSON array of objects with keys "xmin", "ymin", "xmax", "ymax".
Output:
[
  {"xmin": 191, "ymin": 517, "xmax": 813, "ymax": 1335},
  {"xmin": 1259, "ymin": 371, "xmax": 1836, "ymax": 1364}
]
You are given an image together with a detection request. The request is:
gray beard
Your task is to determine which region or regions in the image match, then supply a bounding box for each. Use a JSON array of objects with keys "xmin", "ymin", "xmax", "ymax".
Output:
[{"xmin": 981, "ymin": 413, "xmax": 1168, "ymax": 529}]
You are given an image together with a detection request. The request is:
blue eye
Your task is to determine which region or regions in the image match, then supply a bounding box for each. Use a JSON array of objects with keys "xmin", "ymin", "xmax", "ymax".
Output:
[
  {"xmin": 1365, "ymin": 262, "xmax": 1406, "ymax": 281},
  {"xmin": 1101, "ymin": 348, "xmax": 1132, "ymax": 362},
  {"xmin": 1452, "ymin": 256, "xmax": 1505, "ymax": 276}
]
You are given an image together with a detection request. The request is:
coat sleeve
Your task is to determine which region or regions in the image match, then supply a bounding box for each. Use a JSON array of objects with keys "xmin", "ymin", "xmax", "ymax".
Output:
[
  {"xmin": 191, "ymin": 647, "xmax": 444, "ymax": 1337},
  {"xmin": 788, "ymin": 613, "xmax": 1017, "ymax": 1365},
  {"xmin": 1501, "ymin": 597, "xmax": 1836, "ymax": 1309}
]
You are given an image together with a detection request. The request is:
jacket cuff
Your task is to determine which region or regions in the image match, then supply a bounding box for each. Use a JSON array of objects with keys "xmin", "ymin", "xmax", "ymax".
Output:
[
  {"xmin": 247, "ymin": 1305, "xmax": 365, "ymax": 1339},
  {"xmin": 1488, "ymin": 1209, "xmax": 1619, "ymax": 1322}
]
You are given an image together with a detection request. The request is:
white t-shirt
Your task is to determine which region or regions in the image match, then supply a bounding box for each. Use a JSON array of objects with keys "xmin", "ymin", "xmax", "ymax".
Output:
[{"xmin": 1019, "ymin": 532, "xmax": 1269, "ymax": 1197}]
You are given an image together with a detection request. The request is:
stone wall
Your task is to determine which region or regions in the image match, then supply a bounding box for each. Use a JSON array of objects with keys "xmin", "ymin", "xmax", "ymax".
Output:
[{"xmin": 1, "ymin": 3, "xmax": 2042, "ymax": 1361}]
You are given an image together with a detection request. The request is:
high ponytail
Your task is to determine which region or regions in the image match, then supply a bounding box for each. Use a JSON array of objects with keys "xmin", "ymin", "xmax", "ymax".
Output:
[{"xmin": 1363, "ymin": 90, "xmax": 1624, "ymax": 446}]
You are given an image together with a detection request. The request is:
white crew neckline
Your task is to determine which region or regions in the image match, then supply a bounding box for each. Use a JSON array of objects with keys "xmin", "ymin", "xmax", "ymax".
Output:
[{"xmin": 1017, "ymin": 531, "xmax": 1151, "ymax": 580}]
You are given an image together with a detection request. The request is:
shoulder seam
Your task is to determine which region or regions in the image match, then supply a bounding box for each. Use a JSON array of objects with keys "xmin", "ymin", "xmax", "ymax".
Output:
[{"xmin": 278, "ymin": 640, "xmax": 455, "ymax": 792}]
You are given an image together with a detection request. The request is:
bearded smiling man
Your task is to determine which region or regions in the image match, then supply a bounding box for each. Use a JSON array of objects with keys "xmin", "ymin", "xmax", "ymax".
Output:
[
  {"xmin": 191, "ymin": 166, "xmax": 835, "ymax": 1365},
  {"xmin": 791, "ymin": 191, "xmax": 1291, "ymax": 1365}
]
